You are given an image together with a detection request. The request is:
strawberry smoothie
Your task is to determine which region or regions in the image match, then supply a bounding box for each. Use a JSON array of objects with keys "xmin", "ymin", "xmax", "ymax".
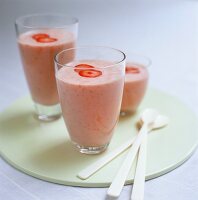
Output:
[
  {"xmin": 121, "ymin": 63, "xmax": 149, "ymax": 114},
  {"xmin": 56, "ymin": 61, "xmax": 124, "ymax": 150},
  {"xmin": 18, "ymin": 29, "xmax": 76, "ymax": 106}
]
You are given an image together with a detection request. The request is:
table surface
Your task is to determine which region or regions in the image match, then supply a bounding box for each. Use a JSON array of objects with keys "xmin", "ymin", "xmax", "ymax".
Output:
[{"xmin": 0, "ymin": 0, "xmax": 198, "ymax": 199}]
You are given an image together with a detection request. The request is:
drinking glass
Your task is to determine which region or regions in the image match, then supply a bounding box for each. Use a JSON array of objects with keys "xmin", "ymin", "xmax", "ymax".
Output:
[
  {"xmin": 121, "ymin": 54, "xmax": 151, "ymax": 116},
  {"xmin": 15, "ymin": 14, "xmax": 78, "ymax": 121},
  {"xmin": 55, "ymin": 46, "xmax": 126, "ymax": 154}
]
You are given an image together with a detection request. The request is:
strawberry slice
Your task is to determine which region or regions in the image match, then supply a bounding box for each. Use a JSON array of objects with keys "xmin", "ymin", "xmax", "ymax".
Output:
[
  {"xmin": 74, "ymin": 64, "xmax": 95, "ymax": 72},
  {"xmin": 32, "ymin": 33, "xmax": 49, "ymax": 40},
  {"xmin": 36, "ymin": 37, "xmax": 58, "ymax": 43},
  {"xmin": 126, "ymin": 66, "xmax": 140, "ymax": 74},
  {"xmin": 79, "ymin": 69, "xmax": 102, "ymax": 78}
]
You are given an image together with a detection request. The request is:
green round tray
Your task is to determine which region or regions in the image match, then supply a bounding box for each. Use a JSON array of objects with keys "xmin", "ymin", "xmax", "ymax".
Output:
[{"xmin": 0, "ymin": 89, "xmax": 197, "ymax": 187}]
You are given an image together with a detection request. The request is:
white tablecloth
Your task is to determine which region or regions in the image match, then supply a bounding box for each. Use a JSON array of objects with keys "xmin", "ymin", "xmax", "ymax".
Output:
[{"xmin": 0, "ymin": 0, "xmax": 198, "ymax": 199}]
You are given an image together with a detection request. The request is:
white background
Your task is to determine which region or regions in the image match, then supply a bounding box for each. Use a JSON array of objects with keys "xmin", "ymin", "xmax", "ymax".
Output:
[{"xmin": 0, "ymin": 0, "xmax": 198, "ymax": 199}]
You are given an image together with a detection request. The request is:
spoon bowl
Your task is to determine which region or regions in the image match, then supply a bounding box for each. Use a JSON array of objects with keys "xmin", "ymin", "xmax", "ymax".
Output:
[
  {"xmin": 153, "ymin": 115, "xmax": 169, "ymax": 130},
  {"xmin": 141, "ymin": 108, "xmax": 159, "ymax": 125},
  {"xmin": 138, "ymin": 114, "xmax": 169, "ymax": 130}
]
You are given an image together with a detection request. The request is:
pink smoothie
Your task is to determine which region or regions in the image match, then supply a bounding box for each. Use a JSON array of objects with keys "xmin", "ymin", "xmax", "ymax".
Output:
[
  {"xmin": 121, "ymin": 63, "xmax": 149, "ymax": 114},
  {"xmin": 18, "ymin": 29, "xmax": 76, "ymax": 105},
  {"xmin": 56, "ymin": 61, "xmax": 124, "ymax": 147}
]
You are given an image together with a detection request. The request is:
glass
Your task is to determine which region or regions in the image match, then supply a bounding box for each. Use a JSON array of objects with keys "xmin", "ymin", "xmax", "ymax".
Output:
[
  {"xmin": 15, "ymin": 14, "xmax": 78, "ymax": 121},
  {"xmin": 120, "ymin": 54, "xmax": 151, "ymax": 116},
  {"xmin": 55, "ymin": 46, "xmax": 126, "ymax": 154}
]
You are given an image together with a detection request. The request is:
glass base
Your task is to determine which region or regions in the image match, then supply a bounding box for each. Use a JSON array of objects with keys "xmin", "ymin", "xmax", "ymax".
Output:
[
  {"xmin": 34, "ymin": 103, "xmax": 61, "ymax": 122},
  {"xmin": 74, "ymin": 142, "xmax": 109, "ymax": 154}
]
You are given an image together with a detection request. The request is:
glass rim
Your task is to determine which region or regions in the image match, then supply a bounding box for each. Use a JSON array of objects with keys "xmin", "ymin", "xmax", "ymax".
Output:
[
  {"xmin": 15, "ymin": 13, "xmax": 79, "ymax": 29},
  {"xmin": 126, "ymin": 53, "xmax": 152, "ymax": 68},
  {"xmin": 54, "ymin": 45, "xmax": 126, "ymax": 69}
]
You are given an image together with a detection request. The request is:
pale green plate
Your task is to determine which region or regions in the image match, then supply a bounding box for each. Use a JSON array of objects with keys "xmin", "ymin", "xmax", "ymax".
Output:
[{"xmin": 0, "ymin": 89, "xmax": 197, "ymax": 187}]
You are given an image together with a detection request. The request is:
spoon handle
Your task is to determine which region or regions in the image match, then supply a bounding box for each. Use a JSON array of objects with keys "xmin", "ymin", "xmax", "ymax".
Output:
[
  {"xmin": 107, "ymin": 123, "xmax": 149, "ymax": 198},
  {"xmin": 77, "ymin": 138, "xmax": 135, "ymax": 180},
  {"xmin": 131, "ymin": 133, "xmax": 147, "ymax": 200}
]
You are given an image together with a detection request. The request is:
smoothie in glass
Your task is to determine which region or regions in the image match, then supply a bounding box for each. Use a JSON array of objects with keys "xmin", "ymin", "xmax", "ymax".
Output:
[
  {"xmin": 55, "ymin": 47, "xmax": 125, "ymax": 154},
  {"xmin": 121, "ymin": 63, "xmax": 149, "ymax": 115},
  {"xmin": 18, "ymin": 30, "xmax": 76, "ymax": 105},
  {"xmin": 15, "ymin": 14, "xmax": 78, "ymax": 121}
]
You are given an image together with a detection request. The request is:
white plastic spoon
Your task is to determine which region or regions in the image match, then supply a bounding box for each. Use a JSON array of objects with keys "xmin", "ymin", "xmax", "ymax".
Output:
[
  {"xmin": 107, "ymin": 108, "xmax": 158, "ymax": 198},
  {"xmin": 77, "ymin": 114, "xmax": 168, "ymax": 180},
  {"xmin": 77, "ymin": 138, "xmax": 135, "ymax": 180},
  {"xmin": 131, "ymin": 114, "xmax": 169, "ymax": 200}
]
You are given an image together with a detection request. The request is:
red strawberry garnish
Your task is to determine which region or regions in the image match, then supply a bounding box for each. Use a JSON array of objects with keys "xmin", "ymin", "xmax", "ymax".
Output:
[
  {"xmin": 36, "ymin": 37, "xmax": 58, "ymax": 43},
  {"xmin": 32, "ymin": 33, "xmax": 49, "ymax": 40},
  {"xmin": 78, "ymin": 69, "xmax": 102, "ymax": 78},
  {"xmin": 126, "ymin": 66, "xmax": 140, "ymax": 74},
  {"xmin": 74, "ymin": 64, "xmax": 95, "ymax": 72}
]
